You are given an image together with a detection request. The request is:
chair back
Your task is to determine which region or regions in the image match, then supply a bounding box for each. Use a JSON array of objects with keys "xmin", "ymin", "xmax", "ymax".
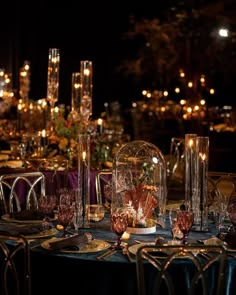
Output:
[
  {"xmin": 0, "ymin": 171, "xmax": 46, "ymax": 214},
  {"xmin": 207, "ymin": 172, "xmax": 236, "ymax": 210},
  {"xmin": 136, "ymin": 244, "xmax": 227, "ymax": 295},
  {"xmin": 0, "ymin": 232, "xmax": 31, "ymax": 295}
]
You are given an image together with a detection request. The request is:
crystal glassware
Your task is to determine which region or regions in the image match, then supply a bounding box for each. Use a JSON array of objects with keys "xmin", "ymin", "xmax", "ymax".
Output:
[
  {"xmin": 57, "ymin": 205, "xmax": 75, "ymax": 237},
  {"xmin": 38, "ymin": 195, "xmax": 57, "ymax": 230},
  {"xmin": 176, "ymin": 210, "xmax": 194, "ymax": 244},
  {"xmin": 168, "ymin": 209, "xmax": 183, "ymax": 243},
  {"xmin": 227, "ymin": 195, "xmax": 236, "ymax": 232},
  {"xmin": 111, "ymin": 208, "xmax": 128, "ymax": 250}
]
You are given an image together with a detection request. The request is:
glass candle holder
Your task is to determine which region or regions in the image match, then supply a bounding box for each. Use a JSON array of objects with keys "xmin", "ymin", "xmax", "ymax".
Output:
[
  {"xmin": 194, "ymin": 136, "xmax": 209, "ymax": 232},
  {"xmin": 184, "ymin": 134, "xmax": 197, "ymax": 211},
  {"xmin": 47, "ymin": 48, "xmax": 60, "ymax": 110},
  {"xmin": 71, "ymin": 72, "xmax": 81, "ymax": 115},
  {"xmin": 80, "ymin": 60, "xmax": 93, "ymax": 122},
  {"xmin": 76, "ymin": 134, "xmax": 91, "ymax": 228}
]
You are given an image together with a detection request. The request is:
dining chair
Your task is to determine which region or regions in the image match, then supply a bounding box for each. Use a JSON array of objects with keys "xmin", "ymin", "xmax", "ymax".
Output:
[
  {"xmin": 95, "ymin": 169, "xmax": 112, "ymax": 204},
  {"xmin": 207, "ymin": 172, "xmax": 236, "ymax": 211},
  {"xmin": 0, "ymin": 171, "xmax": 46, "ymax": 215},
  {"xmin": 136, "ymin": 244, "xmax": 227, "ymax": 295},
  {"xmin": 0, "ymin": 232, "xmax": 31, "ymax": 295}
]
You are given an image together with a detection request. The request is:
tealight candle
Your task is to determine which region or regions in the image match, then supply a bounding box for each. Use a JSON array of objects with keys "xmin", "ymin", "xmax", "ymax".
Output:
[{"xmin": 121, "ymin": 231, "xmax": 130, "ymax": 240}]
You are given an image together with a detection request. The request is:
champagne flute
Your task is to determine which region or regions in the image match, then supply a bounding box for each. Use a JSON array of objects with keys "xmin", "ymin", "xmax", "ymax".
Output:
[
  {"xmin": 176, "ymin": 210, "xmax": 194, "ymax": 244},
  {"xmin": 111, "ymin": 208, "xmax": 128, "ymax": 250}
]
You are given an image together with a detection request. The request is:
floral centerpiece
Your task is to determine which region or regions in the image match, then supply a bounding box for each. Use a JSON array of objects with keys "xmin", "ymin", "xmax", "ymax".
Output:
[
  {"xmin": 46, "ymin": 110, "xmax": 96, "ymax": 165},
  {"xmin": 112, "ymin": 140, "xmax": 167, "ymax": 234}
]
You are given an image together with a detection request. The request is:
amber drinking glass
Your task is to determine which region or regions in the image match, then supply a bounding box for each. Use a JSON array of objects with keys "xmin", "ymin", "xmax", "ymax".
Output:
[
  {"xmin": 176, "ymin": 210, "xmax": 194, "ymax": 244},
  {"xmin": 111, "ymin": 209, "xmax": 128, "ymax": 249}
]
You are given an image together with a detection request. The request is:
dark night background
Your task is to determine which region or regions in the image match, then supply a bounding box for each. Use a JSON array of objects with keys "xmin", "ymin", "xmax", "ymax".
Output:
[{"xmin": 0, "ymin": 0, "xmax": 235, "ymax": 117}]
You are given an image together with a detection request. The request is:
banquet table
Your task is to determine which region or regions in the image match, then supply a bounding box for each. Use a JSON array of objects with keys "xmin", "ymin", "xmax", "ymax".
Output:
[{"xmin": 29, "ymin": 216, "xmax": 236, "ymax": 295}]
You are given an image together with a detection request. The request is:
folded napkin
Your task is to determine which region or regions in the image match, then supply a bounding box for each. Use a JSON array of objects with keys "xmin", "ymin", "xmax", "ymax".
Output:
[
  {"xmin": 49, "ymin": 232, "xmax": 93, "ymax": 250},
  {"xmin": 10, "ymin": 210, "xmax": 54, "ymax": 221},
  {"xmin": 0, "ymin": 222, "xmax": 43, "ymax": 235},
  {"xmin": 203, "ymin": 236, "xmax": 224, "ymax": 246}
]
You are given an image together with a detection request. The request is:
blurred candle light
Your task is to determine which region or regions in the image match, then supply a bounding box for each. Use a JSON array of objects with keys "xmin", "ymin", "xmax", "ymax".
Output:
[{"xmin": 97, "ymin": 118, "xmax": 103, "ymax": 134}]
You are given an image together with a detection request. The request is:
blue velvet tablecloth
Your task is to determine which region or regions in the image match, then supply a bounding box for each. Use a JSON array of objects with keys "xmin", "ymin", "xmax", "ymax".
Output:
[{"xmin": 30, "ymin": 216, "xmax": 236, "ymax": 295}]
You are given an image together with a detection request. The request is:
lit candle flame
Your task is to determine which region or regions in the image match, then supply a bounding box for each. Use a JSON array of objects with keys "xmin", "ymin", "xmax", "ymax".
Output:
[
  {"xmin": 97, "ymin": 118, "xmax": 103, "ymax": 125},
  {"xmin": 189, "ymin": 139, "xmax": 193, "ymax": 148},
  {"xmin": 41, "ymin": 129, "xmax": 47, "ymax": 137},
  {"xmin": 84, "ymin": 69, "xmax": 90, "ymax": 76},
  {"xmin": 82, "ymin": 151, "xmax": 86, "ymax": 161},
  {"xmin": 199, "ymin": 153, "xmax": 206, "ymax": 161}
]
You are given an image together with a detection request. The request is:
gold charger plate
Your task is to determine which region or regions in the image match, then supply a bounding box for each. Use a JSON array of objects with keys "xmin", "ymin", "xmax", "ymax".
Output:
[
  {"xmin": 1, "ymin": 214, "xmax": 46, "ymax": 224},
  {"xmin": 41, "ymin": 238, "xmax": 111, "ymax": 254},
  {"xmin": 25, "ymin": 228, "xmax": 58, "ymax": 239}
]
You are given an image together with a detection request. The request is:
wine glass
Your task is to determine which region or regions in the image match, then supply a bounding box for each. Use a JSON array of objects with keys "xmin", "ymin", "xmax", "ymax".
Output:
[
  {"xmin": 176, "ymin": 210, "xmax": 194, "ymax": 244},
  {"xmin": 168, "ymin": 209, "xmax": 183, "ymax": 244},
  {"xmin": 213, "ymin": 211, "xmax": 226, "ymax": 234},
  {"xmin": 38, "ymin": 195, "xmax": 57, "ymax": 230},
  {"xmin": 227, "ymin": 195, "xmax": 236, "ymax": 232},
  {"xmin": 111, "ymin": 208, "xmax": 128, "ymax": 250},
  {"xmin": 57, "ymin": 205, "xmax": 75, "ymax": 237}
]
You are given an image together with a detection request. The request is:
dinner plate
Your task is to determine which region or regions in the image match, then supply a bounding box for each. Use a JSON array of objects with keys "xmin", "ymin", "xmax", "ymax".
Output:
[
  {"xmin": 0, "ymin": 160, "xmax": 23, "ymax": 168},
  {"xmin": 1, "ymin": 214, "xmax": 45, "ymax": 224},
  {"xmin": 25, "ymin": 228, "xmax": 58, "ymax": 239},
  {"xmin": 41, "ymin": 238, "xmax": 111, "ymax": 254}
]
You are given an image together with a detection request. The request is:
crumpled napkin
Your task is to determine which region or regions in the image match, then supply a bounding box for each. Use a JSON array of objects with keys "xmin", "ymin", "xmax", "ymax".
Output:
[
  {"xmin": 0, "ymin": 222, "xmax": 43, "ymax": 235},
  {"xmin": 49, "ymin": 232, "xmax": 93, "ymax": 250},
  {"xmin": 10, "ymin": 210, "xmax": 54, "ymax": 221},
  {"xmin": 203, "ymin": 236, "xmax": 224, "ymax": 246}
]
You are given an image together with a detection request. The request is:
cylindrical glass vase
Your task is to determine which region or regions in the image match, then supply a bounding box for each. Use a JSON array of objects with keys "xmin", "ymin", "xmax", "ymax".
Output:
[
  {"xmin": 194, "ymin": 136, "xmax": 209, "ymax": 232},
  {"xmin": 80, "ymin": 60, "xmax": 93, "ymax": 122},
  {"xmin": 76, "ymin": 134, "xmax": 91, "ymax": 228},
  {"xmin": 185, "ymin": 134, "xmax": 197, "ymax": 211}
]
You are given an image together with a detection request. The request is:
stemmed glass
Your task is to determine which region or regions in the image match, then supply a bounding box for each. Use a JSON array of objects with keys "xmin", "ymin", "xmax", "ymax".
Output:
[
  {"xmin": 227, "ymin": 196, "xmax": 236, "ymax": 232},
  {"xmin": 111, "ymin": 208, "xmax": 128, "ymax": 250},
  {"xmin": 57, "ymin": 205, "xmax": 75, "ymax": 237},
  {"xmin": 176, "ymin": 210, "xmax": 194, "ymax": 244},
  {"xmin": 38, "ymin": 195, "xmax": 57, "ymax": 230},
  {"xmin": 168, "ymin": 209, "xmax": 183, "ymax": 244}
]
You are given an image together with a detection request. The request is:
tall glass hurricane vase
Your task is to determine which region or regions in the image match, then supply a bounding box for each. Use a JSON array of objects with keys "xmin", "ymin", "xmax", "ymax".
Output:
[
  {"xmin": 185, "ymin": 134, "xmax": 197, "ymax": 211},
  {"xmin": 71, "ymin": 72, "xmax": 81, "ymax": 115},
  {"xmin": 47, "ymin": 48, "xmax": 60, "ymax": 120},
  {"xmin": 194, "ymin": 136, "xmax": 209, "ymax": 232},
  {"xmin": 77, "ymin": 134, "xmax": 91, "ymax": 228},
  {"xmin": 80, "ymin": 60, "xmax": 93, "ymax": 123}
]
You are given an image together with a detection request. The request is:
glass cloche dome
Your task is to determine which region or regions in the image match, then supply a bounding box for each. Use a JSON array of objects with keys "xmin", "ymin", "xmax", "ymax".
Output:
[{"xmin": 112, "ymin": 140, "xmax": 167, "ymax": 233}]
